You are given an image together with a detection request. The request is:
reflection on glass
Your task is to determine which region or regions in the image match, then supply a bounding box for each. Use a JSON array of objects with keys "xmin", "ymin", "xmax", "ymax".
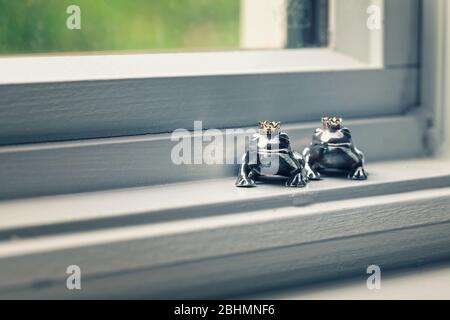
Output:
[{"xmin": 0, "ymin": 0, "xmax": 328, "ymax": 55}]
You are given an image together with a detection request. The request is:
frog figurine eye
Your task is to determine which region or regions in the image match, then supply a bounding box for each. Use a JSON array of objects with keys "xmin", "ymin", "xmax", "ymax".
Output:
[
  {"xmin": 303, "ymin": 117, "xmax": 368, "ymax": 181},
  {"xmin": 236, "ymin": 121, "xmax": 308, "ymax": 188}
]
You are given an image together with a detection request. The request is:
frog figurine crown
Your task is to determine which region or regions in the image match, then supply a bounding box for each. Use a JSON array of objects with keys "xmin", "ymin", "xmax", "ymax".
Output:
[
  {"xmin": 321, "ymin": 116, "xmax": 342, "ymax": 130},
  {"xmin": 258, "ymin": 121, "xmax": 281, "ymax": 135}
]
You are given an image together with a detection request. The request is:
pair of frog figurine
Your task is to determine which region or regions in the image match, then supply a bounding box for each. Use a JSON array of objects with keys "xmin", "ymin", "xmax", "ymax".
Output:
[{"xmin": 235, "ymin": 117, "xmax": 368, "ymax": 188}]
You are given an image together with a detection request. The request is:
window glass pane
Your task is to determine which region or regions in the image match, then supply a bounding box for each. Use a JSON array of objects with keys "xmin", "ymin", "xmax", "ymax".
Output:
[{"xmin": 0, "ymin": 0, "xmax": 328, "ymax": 55}]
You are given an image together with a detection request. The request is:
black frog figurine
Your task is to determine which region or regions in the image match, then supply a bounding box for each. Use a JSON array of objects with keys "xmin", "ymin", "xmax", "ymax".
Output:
[
  {"xmin": 302, "ymin": 117, "xmax": 368, "ymax": 180},
  {"xmin": 235, "ymin": 121, "xmax": 308, "ymax": 188}
]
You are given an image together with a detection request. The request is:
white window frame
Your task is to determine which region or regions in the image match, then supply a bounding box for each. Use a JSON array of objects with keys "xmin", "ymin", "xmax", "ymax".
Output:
[
  {"xmin": 0, "ymin": 0, "xmax": 422, "ymax": 200},
  {"xmin": 422, "ymin": 0, "xmax": 450, "ymax": 157},
  {"xmin": 2, "ymin": 0, "xmax": 449, "ymax": 299},
  {"xmin": 447, "ymin": 0, "xmax": 450, "ymax": 154}
]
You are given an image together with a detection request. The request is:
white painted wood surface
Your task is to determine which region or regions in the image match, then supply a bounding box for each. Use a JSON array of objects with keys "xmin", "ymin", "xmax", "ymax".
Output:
[
  {"xmin": 235, "ymin": 0, "xmax": 288, "ymax": 50},
  {"xmin": 0, "ymin": 157, "xmax": 448, "ymax": 234},
  {"xmin": 0, "ymin": 115, "xmax": 427, "ymax": 200},
  {"xmin": 248, "ymin": 262, "xmax": 450, "ymax": 300},
  {"xmin": 0, "ymin": 158, "xmax": 449, "ymax": 298},
  {"xmin": 421, "ymin": 0, "xmax": 447, "ymax": 155},
  {"xmin": 446, "ymin": 0, "xmax": 450, "ymax": 153},
  {"xmin": 0, "ymin": 1, "xmax": 419, "ymax": 146},
  {"xmin": 0, "ymin": 1, "xmax": 432, "ymax": 299},
  {"xmin": 0, "ymin": 67, "xmax": 418, "ymax": 146},
  {"xmin": 0, "ymin": 0, "xmax": 416, "ymax": 86},
  {"xmin": 0, "ymin": 49, "xmax": 366, "ymax": 85},
  {"xmin": 1, "ymin": 189, "xmax": 450, "ymax": 299}
]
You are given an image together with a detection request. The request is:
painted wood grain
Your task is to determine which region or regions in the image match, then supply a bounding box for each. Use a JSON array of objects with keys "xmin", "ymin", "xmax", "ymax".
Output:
[
  {"xmin": 0, "ymin": 187, "xmax": 450, "ymax": 298},
  {"xmin": 0, "ymin": 68, "xmax": 418, "ymax": 145},
  {"xmin": 0, "ymin": 158, "xmax": 449, "ymax": 238},
  {"xmin": 0, "ymin": 115, "xmax": 427, "ymax": 200}
]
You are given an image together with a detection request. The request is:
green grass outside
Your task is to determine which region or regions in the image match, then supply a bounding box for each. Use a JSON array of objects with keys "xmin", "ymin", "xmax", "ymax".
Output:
[{"xmin": 0, "ymin": 0, "xmax": 240, "ymax": 55}]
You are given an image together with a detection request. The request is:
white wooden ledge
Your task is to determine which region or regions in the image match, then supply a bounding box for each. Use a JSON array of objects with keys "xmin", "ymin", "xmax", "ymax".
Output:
[
  {"xmin": 0, "ymin": 157, "xmax": 449, "ymax": 299},
  {"xmin": 247, "ymin": 261, "xmax": 450, "ymax": 300},
  {"xmin": 0, "ymin": 115, "xmax": 427, "ymax": 200},
  {"xmin": 0, "ymin": 158, "xmax": 448, "ymax": 234}
]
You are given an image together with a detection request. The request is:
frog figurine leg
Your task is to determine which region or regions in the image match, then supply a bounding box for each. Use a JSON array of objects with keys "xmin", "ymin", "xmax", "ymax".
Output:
[
  {"xmin": 285, "ymin": 168, "xmax": 308, "ymax": 187},
  {"xmin": 302, "ymin": 147, "xmax": 322, "ymax": 181},
  {"xmin": 348, "ymin": 147, "xmax": 368, "ymax": 180},
  {"xmin": 235, "ymin": 151, "xmax": 258, "ymax": 187},
  {"xmin": 281, "ymin": 151, "xmax": 308, "ymax": 188}
]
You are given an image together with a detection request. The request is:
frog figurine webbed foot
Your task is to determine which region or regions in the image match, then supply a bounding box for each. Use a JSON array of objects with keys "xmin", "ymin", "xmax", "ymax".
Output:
[
  {"xmin": 286, "ymin": 171, "xmax": 308, "ymax": 188},
  {"xmin": 235, "ymin": 173, "xmax": 257, "ymax": 188},
  {"xmin": 236, "ymin": 121, "xmax": 309, "ymax": 188},
  {"xmin": 349, "ymin": 166, "xmax": 367, "ymax": 180},
  {"xmin": 348, "ymin": 151, "xmax": 368, "ymax": 180},
  {"xmin": 303, "ymin": 117, "xmax": 368, "ymax": 181}
]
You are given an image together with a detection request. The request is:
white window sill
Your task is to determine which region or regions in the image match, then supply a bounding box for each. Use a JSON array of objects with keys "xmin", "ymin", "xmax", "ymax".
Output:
[
  {"xmin": 0, "ymin": 49, "xmax": 372, "ymax": 85},
  {"xmin": 0, "ymin": 114, "xmax": 427, "ymax": 199},
  {"xmin": 1, "ymin": 157, "xmax": 449, "ymax": 233},
  {"xmin": 247, "ymin": 261, "xmax": 450, "ymax": 300},
  {"xmin": 0, "ymin": 157, "xmax": 450, "ymax": 298}
]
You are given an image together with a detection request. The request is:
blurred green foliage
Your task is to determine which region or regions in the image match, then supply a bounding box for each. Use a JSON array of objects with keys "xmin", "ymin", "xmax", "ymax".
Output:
[{"xmin": 0, "ymin": 0, "xmax": 240, "ymax": 54}]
